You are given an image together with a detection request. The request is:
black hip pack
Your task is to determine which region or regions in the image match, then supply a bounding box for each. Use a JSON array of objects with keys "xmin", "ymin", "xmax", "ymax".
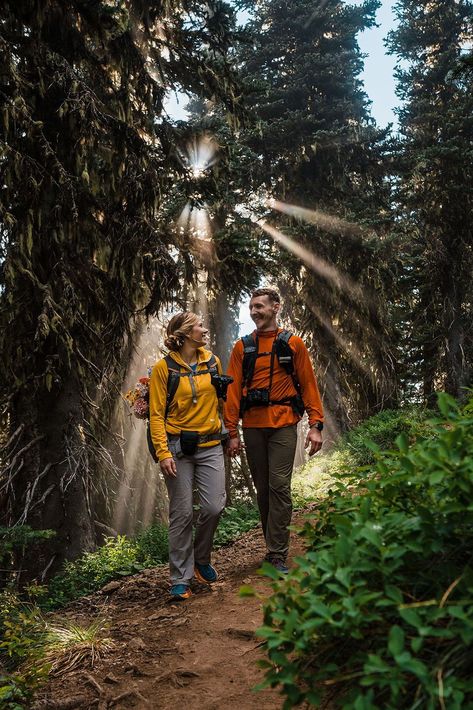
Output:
[{"xmin": 180, "ymin": 430, "xmax": 200, "ymax": 456}]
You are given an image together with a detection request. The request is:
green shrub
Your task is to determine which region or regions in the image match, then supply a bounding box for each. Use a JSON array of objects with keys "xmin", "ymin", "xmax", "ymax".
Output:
[
  {"xmin": 0, "ymin": 592, "xmax": 49, "ymax": 709},
  {"xmin": 257, "ymin": 394, "xmax": 473, "ymax": 709},
  {"xmin": 134, "ymin": 523, "xmax": 169, "ymax": 566},
  {"xmin": 45, "ymin": 502, "xmax": 259, "ymax": 608},
  {"xmin": 45, "ymin": 522, "xmax": 169, "ymax": 608},
  {"xmin": 337, "ymin": 405, "xmax": 434, "ymax": 467},
  {"xmin": 214, "ymin": 502, "xmax": 260, "ymax": 547},
  {"xmin": 45, "ymin": 535, "xmax": 143, "ymax": 607}
]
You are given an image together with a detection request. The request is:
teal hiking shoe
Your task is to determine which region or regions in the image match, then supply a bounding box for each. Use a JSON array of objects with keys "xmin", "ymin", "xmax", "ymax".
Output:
[
  {"xmin": 170, "ymin": 584, "xmax": 192, "ymax": 600},
  {"xmin": 194, "ymin": 562, "xmax": 218, "ymax": 584}
]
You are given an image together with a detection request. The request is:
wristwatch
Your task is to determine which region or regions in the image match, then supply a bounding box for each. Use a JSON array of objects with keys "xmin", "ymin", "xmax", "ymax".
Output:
[{"xmin": 310, "ymin": 421, "xmax": 324, "ymax": 432}]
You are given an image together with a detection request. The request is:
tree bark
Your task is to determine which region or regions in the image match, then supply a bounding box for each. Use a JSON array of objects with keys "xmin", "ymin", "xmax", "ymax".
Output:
[{"xmin": 10, "ymin": 380, "xmax": 95, "ymax": 584}]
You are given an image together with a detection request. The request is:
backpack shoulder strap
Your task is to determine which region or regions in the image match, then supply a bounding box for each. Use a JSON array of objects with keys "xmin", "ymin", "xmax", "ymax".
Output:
[
  {"xmin": 241, "ymin": 333, "xmax": 258, "ymax": 388},
  {"xmin": 164, "ymin": 355, "xmax": 182, "ymax": 420},
  {"xmin": 275, "ymin": 330, "xmax": 294, "ymax": 374},
  {"xmin": 207, "ymin": 354, "xmax": 218, "ymax": 373}
]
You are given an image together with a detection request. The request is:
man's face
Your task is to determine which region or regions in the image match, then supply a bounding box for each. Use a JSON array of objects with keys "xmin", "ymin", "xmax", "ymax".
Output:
[{"xmin": 249, "ymin": 295, "xmax": 279, "ymax": 329}]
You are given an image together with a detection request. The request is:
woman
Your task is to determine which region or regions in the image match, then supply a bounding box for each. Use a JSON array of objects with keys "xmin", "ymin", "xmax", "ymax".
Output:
[{"xmin": 149, "ymin": 312, "xmax": 227, "ymax": 601}]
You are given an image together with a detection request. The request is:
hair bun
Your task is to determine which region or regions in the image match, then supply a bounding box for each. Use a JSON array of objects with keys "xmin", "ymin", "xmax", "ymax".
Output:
[{"xmin": 164, "ymin": 333, "xmax": 184, "ymax": 351}]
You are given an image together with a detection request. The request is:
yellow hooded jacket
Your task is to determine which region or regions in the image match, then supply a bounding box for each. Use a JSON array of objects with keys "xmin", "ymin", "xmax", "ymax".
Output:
[{"xmin": 149, "ymin": 348, "xmax": 223, "ymax": 462}]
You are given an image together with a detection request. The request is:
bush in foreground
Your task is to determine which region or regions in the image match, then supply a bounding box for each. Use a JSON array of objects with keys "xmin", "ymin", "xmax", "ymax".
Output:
[{"xmin": 257, "ymin": 393, "xmax": 473, "ymax": 709}]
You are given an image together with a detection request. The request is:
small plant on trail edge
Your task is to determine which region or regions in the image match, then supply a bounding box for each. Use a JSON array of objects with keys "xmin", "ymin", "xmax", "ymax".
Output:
[
  {"xmin": 256, "ymin": 393, "xmax": 473, "ymax": 709},
  {"xmin": 214, "ymin": 502, "xmax": 260, "ymax": 547},
  {"xmin": 43, "ymin": 618, "xmax": 114, "ymax": 675},
  {"xmin": 0, "ymin": 591, "xmax": 114, "ymax": 707}
]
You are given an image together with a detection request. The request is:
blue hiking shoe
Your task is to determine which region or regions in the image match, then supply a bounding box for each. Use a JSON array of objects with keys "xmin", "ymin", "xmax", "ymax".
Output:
[
  {"xmin": 170, "ymin": 584, "xmax": 192, "ymax": 601},
  {"xmin": 194, "ymin": 562, "xmax": 218, "ymax": 584}
]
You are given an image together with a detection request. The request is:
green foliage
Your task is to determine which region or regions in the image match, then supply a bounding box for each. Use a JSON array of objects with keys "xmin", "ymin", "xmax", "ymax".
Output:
[
  {"xmin": 258, "ymin": 393, "xmax": 473, "ymax": 708},
  {"xmin": 44, "ymin": 506, "xmax": 259, "ymax": 607},
  {"xmin": 0, "ymin": 592, "xmax": 49, "ymax": 708},
  {"xmin": 45, "ymin": 523, "xmax": 169, "ymax": 608},
  {"xmin": 133, "ymin": 523, "xmax": 169, "ymax": 567},
  {"xmin": 213, "ymin": 502, "xmax": 260, "ymax": 547},
  {"xmin": 333, "ymin": 405, "xmax": 434, "ymax": 468}
]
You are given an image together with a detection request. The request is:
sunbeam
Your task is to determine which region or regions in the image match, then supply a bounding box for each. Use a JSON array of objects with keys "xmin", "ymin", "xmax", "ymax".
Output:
[
  {"xmin": 257, "ymin": 220, "xmax": 368, "ymax": 304},
  {"xmin": 268, "ymin": 199, "xmax": 366, "ymax": 239},
  {"xmin": 305, "ymin": 297, "xmax": 378, "ymax": 384}
]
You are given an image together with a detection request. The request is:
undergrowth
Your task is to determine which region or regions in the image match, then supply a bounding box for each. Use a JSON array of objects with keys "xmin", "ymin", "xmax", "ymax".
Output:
[
  {"xmin": 256, "ymin": 393, "xmax": 473, "ymax": 709},
  {"xmin": 293, "ymin": 406, "xmax": 433, "ymax": 502},
  {"xmin": 43, "ymin": 501, "xmax": 259, "ymax": 609}
]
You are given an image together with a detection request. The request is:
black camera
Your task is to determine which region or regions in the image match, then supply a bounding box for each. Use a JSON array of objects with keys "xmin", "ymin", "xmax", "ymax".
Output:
[
  {"xmin": 245, "ymin": 388, "xmax": 270, "ymax": 407},
  {"xmin": 211, "ymin": 373, "xmax": 234, "ymax": 401}
]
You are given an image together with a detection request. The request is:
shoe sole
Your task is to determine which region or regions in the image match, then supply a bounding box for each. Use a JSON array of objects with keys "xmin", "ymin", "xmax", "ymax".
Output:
[
  {"xmin": 194, "ymin": 567, "xmax": 218, "ymax": 585},
  {"xmin": 170, "ymin": 589, "xmax": 192, "ymax": 601}
]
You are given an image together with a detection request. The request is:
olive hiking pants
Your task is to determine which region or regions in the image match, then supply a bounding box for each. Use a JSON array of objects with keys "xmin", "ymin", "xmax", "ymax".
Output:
[{"xmin": 243, "ymin": 424, "xmax": 298, "ymax": 560}]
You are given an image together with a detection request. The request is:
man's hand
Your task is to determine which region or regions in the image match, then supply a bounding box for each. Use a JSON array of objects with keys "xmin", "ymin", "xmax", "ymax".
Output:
[
  {"xmin": 305, "ymin": 427, "xmax": 322, "ymax": 456},
  {"xmin": 160, "ymin": 456, "xmax": 177, "ymax": 477},
  {"xmin": 226, "ymin": 436, "xmax": 242, "ymax": 458}
]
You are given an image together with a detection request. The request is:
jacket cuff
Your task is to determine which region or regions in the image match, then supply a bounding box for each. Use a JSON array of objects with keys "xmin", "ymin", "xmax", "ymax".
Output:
[{"xmin": 158, "ymin": 451, "xmax": 173, "ymax": 462}]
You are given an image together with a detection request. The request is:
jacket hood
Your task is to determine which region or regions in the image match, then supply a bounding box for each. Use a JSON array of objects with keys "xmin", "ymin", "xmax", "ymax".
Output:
[{"xmin": 168, "ymin": 347, "xmax": 213, "ymax": 369}]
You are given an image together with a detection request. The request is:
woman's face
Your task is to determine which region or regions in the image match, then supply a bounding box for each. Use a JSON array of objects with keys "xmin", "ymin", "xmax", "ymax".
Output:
[{"xmin": 187, "ymin": 319, "xmax": 208, "ymax": 347}]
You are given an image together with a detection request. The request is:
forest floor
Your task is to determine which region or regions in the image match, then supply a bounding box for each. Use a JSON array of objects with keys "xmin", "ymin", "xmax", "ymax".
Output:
[{"xmin": 34, "ymin": 509, "xmax": 316, "ymax": 710}]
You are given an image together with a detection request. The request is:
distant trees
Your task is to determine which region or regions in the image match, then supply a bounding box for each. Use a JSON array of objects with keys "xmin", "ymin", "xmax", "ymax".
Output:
[
  {"xmin": 388, "ymin": 0, "xmax": 473, "ymax": 403},
  {"xmin": 236, "ymin": 0, "xmax": 398, "ymax": 432}
]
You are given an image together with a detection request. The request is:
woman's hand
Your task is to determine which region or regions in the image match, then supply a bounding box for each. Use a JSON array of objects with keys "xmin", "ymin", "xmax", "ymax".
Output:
[
  {"xmin": 226, "ymin": 436, "xmax": 242, "ymax": 458},
  {"xmin": 160, "ymin": 456, "xmax": 177, "ymax": 477}
]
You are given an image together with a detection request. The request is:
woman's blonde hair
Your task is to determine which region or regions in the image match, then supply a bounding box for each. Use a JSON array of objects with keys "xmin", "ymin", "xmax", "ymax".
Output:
[{"xmin": 164, "ymin": 311, "xmax": 200, "ymax": 351}]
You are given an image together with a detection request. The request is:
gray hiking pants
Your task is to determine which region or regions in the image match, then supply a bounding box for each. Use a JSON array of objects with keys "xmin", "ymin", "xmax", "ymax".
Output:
[
  {"xmin": 243, "ymin": 424, "xmax": 298, "ymax": 560},
  {"xmin": 164, "ymin": 442, "xmax": 226, "ymax": 585}
]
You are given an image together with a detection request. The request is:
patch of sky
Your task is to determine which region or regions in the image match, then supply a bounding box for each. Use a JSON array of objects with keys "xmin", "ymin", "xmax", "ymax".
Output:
[{"xmin": 356, "ymin": 1, "xmax": 399, "ymax": 128}]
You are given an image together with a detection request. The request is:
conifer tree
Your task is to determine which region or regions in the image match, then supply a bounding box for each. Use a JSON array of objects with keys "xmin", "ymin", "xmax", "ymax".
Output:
[
  {"xmin": 240, "ymin": 0, "xmax": 398, "ymax": 430},
  {"xmin": 388, "ymin": 0, "xmax": 473, "ymax": 403},
  {"xmin": 0, "ymin": 0, "xmax": 241, "ymax": 581}
]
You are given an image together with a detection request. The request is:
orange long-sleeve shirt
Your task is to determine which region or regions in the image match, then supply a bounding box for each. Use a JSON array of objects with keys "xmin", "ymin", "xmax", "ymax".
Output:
[{"xmin": 224, "ymin": 328, "xmax": 324, "ymax": 437}]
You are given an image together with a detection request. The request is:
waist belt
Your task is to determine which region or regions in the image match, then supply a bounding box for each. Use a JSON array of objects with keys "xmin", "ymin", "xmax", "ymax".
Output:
[{"xmin": 167, "ymin": 433, "xmax": 225, "ymax": 444}]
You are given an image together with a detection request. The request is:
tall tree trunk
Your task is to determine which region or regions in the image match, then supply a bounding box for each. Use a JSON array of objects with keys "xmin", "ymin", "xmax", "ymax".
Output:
[
  {"xmin": 444, "ymin": 283, "xmax": 469, "ymax": 399},
  {"xmin": 10, "ymin": 381, "xmax": 95, "ymax": 584}
]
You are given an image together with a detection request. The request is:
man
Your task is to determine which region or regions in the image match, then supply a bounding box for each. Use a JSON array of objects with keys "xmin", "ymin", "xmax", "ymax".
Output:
[{"xmin": 224, "ymin": 288, "xmax": 324, "ymax": 573}]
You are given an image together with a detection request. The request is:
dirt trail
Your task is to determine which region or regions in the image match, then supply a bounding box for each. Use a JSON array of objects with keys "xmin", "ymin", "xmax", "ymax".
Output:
[{"xmin": 36, "ymin": 514, "xmax": 312, "ymax": 710}]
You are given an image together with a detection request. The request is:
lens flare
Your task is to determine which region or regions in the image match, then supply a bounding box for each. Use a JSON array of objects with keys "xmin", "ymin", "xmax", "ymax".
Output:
[{"xmin": 178, "ymin": 132, "xmax": 218, "ymax": 176}]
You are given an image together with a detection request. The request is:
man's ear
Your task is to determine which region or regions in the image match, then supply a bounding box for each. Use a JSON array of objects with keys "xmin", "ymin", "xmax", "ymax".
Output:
[{"xmin": 273, "ymin": 301, "xmax": 281, "ymax": 314}]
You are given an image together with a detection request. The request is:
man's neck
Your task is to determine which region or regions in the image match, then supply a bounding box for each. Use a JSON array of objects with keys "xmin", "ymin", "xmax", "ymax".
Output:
[{"xmin": 256, "ymin": 321, "xmax": 279, "ymax": 334}]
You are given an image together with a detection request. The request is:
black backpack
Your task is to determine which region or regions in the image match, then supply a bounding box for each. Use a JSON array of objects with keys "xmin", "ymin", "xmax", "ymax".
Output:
[
  {"xmin": 240, "ymin": 330, "xmax": 305, "ymax": 416},
  {"xmin": 147, "ymin": 355, "xmax": 219, "ymax": 462}
]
